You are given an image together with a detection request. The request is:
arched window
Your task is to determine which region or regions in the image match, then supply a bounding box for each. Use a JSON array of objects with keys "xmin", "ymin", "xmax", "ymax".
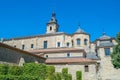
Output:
[
  {"xmin": 84, "ymin": 39, "xmax": 88, "ymax": 45},
  {"xmin": 50, "ymin": 26, "xmax": 52, "ymax": 31},
  {"xmin": 77, "ymin": 38, "xmax": 80, "ymax": 46}
]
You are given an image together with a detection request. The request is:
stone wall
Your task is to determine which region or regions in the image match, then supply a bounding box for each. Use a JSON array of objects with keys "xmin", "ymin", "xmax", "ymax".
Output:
[
  {"xmin": 98, "ymin": 48, "xmax": 120, "ymax": 80},
  {"xmin": 3, "ymin": 33, "xmax": 90, "ymax": 51},
  {"xmin": 0, "ymin": 47, "xmax": 44, "ymax": 65},
  {"xmin": 50, "ymin": 63, "xmax": 97, "ymax": 80},
  {"xmin": 44, "ymin": 52, "xmax": 83, "ymax": 58}
]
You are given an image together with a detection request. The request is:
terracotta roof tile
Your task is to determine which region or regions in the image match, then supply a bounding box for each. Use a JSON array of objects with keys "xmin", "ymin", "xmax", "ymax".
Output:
[
  {"xmin": 45, "ymin": 58, "xmax": 96, "ymax": 64},
  {"xmin": 30, "ymin": 48, "xmax": 85, "ymax": 53}
]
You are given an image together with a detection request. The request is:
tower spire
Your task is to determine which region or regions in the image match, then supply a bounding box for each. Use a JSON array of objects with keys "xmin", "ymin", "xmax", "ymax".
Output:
[
  {"xmin": 46, "ymin": 12, "xmax": 59, "ymax": 34},
  {"xmin": 49, "ymin": 12, "xmax": 57, "ymax": 23}
]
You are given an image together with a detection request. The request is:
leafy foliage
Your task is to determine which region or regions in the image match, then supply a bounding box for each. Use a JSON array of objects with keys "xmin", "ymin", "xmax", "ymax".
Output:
[
  {"xmin": 111, "ymin": 32, "xmax": 120, "ymax": 69},
  {"xmin": 54, "ymin": 72, "xmax": 62, "ymax": 80},
  {"xmin": 8, "ymin": 65, "xmax": 23, "ymax": 75},
  {"xmin": 46, "ymin": 66, "xmax": 55, "ymax": 80},
  {"xmin": 76, "ymin": 71, "xmax": 82, "ymax": 80},
  {"xmin": 0, "ymin": 63, "xmax": 73, "ymax": 80},
  {"xmin": 0, "ymin": 64, "xmax": 9, "ymax": 75},
  {"xmin": 62, "ymin": 68, "xmax": 72, "ymax": 80}
]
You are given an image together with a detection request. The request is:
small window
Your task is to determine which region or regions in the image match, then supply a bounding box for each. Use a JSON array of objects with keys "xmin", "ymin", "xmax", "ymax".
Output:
[
  {"xmin": 14, "ymin": 45, "xmax": 16, "ymax": 48},
  {"xmin": 85, "ymin": 65, "xmax": 89, "ymax": 72},
  {"xmin": 77, "ymin": 39, "xmax": 80, "ymax": 46},
  {"xmin": 31, "ymin": 44, "xmax": 34, "ymax": 48},
  {"xmin": 104, "ymin": 48, "xmax": 110, "ymax": 56},
  {"xmin": 50, "ymin": 26, "xmax": 52, "ymax": 31},
  {"xmin": 44, "ymin": 41, "xmax": 47, "ymax": 49},
  {"xmin": 46, "ymin": 55, "xmax": 48, "ymax": 58},
  {"xmin": 67, "ymin": 52, "xmax": 70, "ymax": 58},
  {"xmin": 57, "ymin": 42, "xmax": 61, "ymax": 47},
  {"xmin": 22, "ymin": 44, "xmax": 25, "ymax": 50},
  {"xmin": 66, "ymin": 42, "xmax": 70, "ymax": 47},
  {"xmin": 84, "ymin": 39, "xmax": 88, "ymax": 45}
]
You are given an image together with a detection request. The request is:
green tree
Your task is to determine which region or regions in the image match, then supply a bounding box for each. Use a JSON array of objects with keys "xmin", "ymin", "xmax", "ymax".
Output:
[{"xmin": 111, "ymin": 32, "xmax": 120, "ymax": 69}]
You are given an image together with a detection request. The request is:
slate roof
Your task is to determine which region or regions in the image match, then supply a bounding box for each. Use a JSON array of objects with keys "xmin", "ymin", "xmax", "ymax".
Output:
[
  {"xmin": 99, "ymin": 41, "xmax": 114, "ymax": 47},
  {"xmin": 86, "ymin": 52, "xmax": 99, "ymax": 60},
  {"xmin": 99, "ymin": 35, "xmax": 111, "ymax": 40}
]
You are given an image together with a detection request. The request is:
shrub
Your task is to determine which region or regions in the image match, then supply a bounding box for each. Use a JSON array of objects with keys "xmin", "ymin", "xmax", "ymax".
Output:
[
  {"xmin": 54, "ymin": 72, "xmax": 62, "ymax": 80},
  {"xmin": 68, "ymin": 74, "xmax": 72, "ymax": 80},
  {"xmin": 46, "ymin": 66, "xmax": 55, "ymax": 80},
  {"xmin": 62, "ymin": 68, "xmax": 68, "ymax": 80},
  {"xmin": 76, "ymin": 71, "xmax": 82, "ymax": 80},
  {"xmin": 8, "ymin": 65, "xmax": 23, "ymax": 75},
  {"xmin": 0, "ymin": 64, "xmax": 9, "ymax": 75}
]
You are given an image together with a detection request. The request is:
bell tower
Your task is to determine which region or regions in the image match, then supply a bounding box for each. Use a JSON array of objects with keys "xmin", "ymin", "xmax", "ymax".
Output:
[{"xmin": 46, "ymin": 12, "xmax": 59, "ymax": 34}]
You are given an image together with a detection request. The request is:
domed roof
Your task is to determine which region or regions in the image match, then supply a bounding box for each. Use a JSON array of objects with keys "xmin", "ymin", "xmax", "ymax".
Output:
[
  {"xmin": 99, "ymin": 32, "xmax": 111, "ymax": 40},
  {"xmin": 75, "ymin": 27, "xmax": 86, "ymax": 34}
]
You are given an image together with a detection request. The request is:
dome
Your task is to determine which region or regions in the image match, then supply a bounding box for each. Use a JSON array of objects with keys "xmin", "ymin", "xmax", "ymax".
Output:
[
  {"xmin": 75, "ymin": 27, "xmax": 86, "ymax": 34},
  {"xmin": 99, "ymin": 32, "xmax": 111, "ymax": 40}
]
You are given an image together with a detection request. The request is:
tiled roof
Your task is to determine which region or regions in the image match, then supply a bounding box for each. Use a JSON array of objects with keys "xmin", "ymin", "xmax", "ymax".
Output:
[
  {"xmin": 4, "ymin": 32, "xmax": 70, "ymax": 41},
  {"xmin": 30, "ymin": 48, "xmax": 86, "ymax": 53},
  {"xmin": 45, "ymin": 58, "xmax": 96, "ymax": 64}
]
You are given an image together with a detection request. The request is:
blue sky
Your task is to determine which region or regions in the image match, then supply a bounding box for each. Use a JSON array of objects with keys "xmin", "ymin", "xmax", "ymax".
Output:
[{"xmin": 0, "ymin": 0, "xmax": 120, "ymax": 41}]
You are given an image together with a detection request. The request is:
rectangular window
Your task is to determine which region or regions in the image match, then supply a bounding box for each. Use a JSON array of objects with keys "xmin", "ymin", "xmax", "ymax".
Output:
[
  {"xmin": 22, "ymin": 44, "xmax": 25, "ymax": 50},
  {"xmin": 31, "ymin": 44, "xmax": 34, "ymax": 48},
  {"xmin": 57, "ymin": 42, "xmax": 61, "ymax": 47},
  {"xmin": 67, "ymin": 52, "xmax": 70, "ymax": 58},
  {"xmin": 44, "ymin": 41, "xmax": 47, "ymax": 49},
  {"xmin": 85, "ymin": 65, "xmax": 89, "ymax": 72},
  {"xmin": 104, "ymin": 48, "xmax": 110, "ymax": 56},
  {"xmin": 66, "ymin": 42, "xmax": 69, "ymax": 47}
]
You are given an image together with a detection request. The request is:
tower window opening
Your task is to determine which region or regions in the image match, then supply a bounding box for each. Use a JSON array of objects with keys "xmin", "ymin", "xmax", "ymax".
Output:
[{"xmin": 50, "ymin": 26, "xmax": 52, "ymax": 31}]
